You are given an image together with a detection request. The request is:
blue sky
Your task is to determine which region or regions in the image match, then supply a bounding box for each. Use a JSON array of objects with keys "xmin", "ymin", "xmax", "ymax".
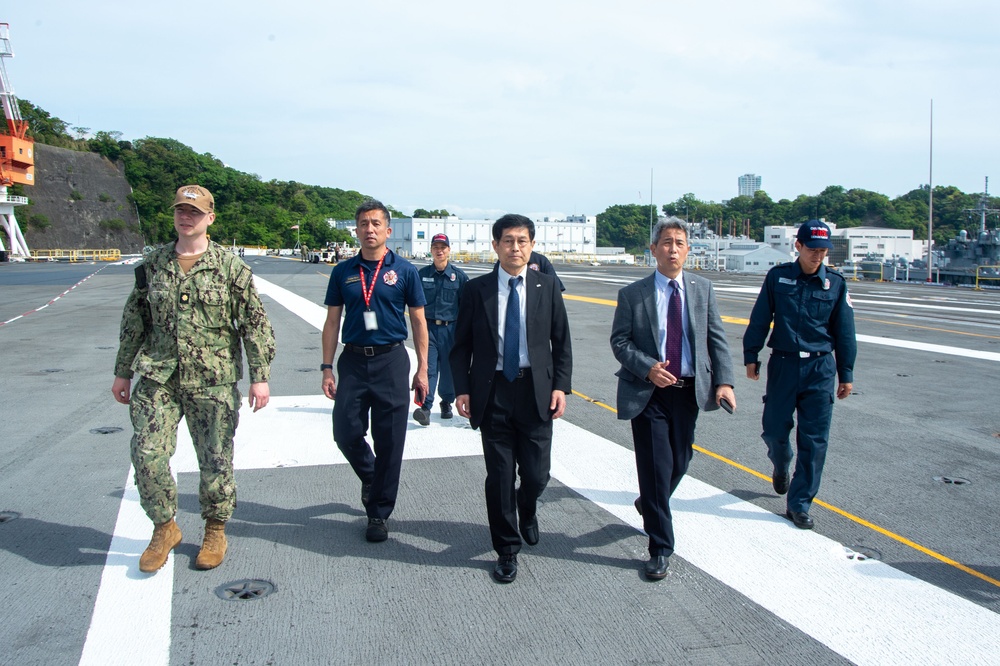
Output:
[{"xmin": 4, "ymin": 1, "xmax": 997, "ymax": 220}]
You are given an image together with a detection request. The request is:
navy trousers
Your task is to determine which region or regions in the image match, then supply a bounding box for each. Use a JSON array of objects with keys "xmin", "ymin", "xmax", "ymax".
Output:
[
  {"xmin": 333, "ymin": 344, "xmax": 410, "ymax": 520},
  {"xmin": 762, "ymin": 352, "xmax": 836, "ymax": 514},
  {"xmin": 631, "ymin": 384, "xmax": 699, "ymax": 557},
  {"xmin": 423, "ymin": 322, "xmax": 456, "ymax": 410}
]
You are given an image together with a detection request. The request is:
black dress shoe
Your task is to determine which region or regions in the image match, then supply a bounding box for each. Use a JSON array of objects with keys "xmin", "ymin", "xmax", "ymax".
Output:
[
  {"xmin": 440, "ymin": 402, "xmax": 453, "ymax": 419},
  {"xmin": 493, "ymin": 554, "xmax": 518, "ymax": 583},
  {"xmin": 519, "ymin": 516, "xmax": 539, "ymax": 546},
  {"xmin": 772, "ymin": 467, "xmax": 790, "ymax": 495},
  {"xmin": 365, "ymin": 517, "xmax": 389, "ymax": 542},
  {"xmin": 785, "ymin": 510, "xmax": 814, "ymax": 530},
  {"xmin": 644, "ymin": 555, "xmax": 669, "ymax": 580},
  {"xmin": 633, "ymin": 496, "xmax": 642, "ymax": 516},
  {"xmin": 412, "ymin": 407, "xmax": 430, "ymax": 426}
]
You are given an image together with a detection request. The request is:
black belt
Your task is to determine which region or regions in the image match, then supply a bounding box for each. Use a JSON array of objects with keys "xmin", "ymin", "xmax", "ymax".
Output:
[
  {"xmin": 670, "ymin": 377, "xmax": 695, "ymax": 388},
  {"xmin": 430, "ymin": 319, "xmax": 453, "ymax": 325},
  {"xmin": 496, "ymin": 368, "xmax": 531, "ymax": 381},
  {"xmin": 773, "ymin": 350, "xmax": 830, "ymax": 359},
  {"xmin": 344, "ymin": 342, "xmax": 402, "ymax": 357}
]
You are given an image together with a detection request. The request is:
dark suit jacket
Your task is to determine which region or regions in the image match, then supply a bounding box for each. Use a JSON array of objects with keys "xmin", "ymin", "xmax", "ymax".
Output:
[
  {"xmin": 610, "ymin": 271, "xmax": 735, "ymax": 421},
  {"xmin": 450, "ymin": 267, "xmax": 572, "ymax": 430}
]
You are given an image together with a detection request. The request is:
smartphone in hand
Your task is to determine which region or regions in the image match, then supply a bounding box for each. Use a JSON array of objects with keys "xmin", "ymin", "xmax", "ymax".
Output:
[
  {"xmin": 720, "ymin": 397, "xmax": 734, "ymax": 414},
  {"xmin": 413, "ymin": 386, "xmax": 426, "ymax": 406}
]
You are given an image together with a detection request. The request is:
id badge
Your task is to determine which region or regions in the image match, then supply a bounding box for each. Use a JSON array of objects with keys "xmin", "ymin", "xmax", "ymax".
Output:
[{"xmin": 363, "ymin": 310, "xmax": 379, "ymax": 331}]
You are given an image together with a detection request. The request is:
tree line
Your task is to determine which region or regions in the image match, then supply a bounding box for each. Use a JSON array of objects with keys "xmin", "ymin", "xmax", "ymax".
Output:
[
  {"xmin": 599, "ymin": 186, "xmax": 1000, "ymax": 254},
  {"xmin": 15, "ymin": 99, "xmax": 998, "ymax": 255},
  {"xmin": 16, "ymin": 100, "xmax": 365, "ymax": 249}
]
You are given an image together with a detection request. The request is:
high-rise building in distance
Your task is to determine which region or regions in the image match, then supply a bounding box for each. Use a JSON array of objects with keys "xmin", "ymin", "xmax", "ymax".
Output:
[{"xmin": 738, "ymin": 173, "xmax": 761, "ymax": 198}]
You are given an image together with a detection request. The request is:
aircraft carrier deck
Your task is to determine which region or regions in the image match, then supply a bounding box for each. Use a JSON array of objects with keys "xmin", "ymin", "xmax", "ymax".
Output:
[{"xmin": 2, "ymin": 257, "xmax": 999, "ymax": 665}]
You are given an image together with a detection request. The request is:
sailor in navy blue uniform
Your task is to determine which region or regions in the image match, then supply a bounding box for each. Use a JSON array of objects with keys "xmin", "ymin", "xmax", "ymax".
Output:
[
  {"xmin": 743, "ymin": 219, "xmax": 856, "ymax": 530},
  {"xmin": 321, "ymin": 200, "xmax": 428, "ymax": 543},
  {"xmin": 413, "ymin": 233, "xmax": 469, "ymax": 425}
]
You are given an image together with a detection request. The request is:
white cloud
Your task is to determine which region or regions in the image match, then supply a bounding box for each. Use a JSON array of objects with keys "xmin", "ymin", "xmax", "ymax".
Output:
[{"xmin": 5, "ymin": 0, "xmax": 998, "ymax": 214}]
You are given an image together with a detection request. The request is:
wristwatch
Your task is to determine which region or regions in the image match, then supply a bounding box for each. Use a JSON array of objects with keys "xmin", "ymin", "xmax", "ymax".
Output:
[{"xmin": 320, "ymin": 363, "xmax": 333, "ymax": 371}]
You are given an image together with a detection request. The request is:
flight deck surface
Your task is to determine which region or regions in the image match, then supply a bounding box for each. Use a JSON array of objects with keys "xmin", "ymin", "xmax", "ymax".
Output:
[{"xmin": 2, "ymin": 257, "xmax": 999, "ymax": 665}]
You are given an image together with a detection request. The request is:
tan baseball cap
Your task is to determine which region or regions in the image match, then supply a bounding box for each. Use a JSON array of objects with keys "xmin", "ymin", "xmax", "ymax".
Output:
[{"xmin": 172, "ymin": 185, "xmax": 215, "ymax": 213}]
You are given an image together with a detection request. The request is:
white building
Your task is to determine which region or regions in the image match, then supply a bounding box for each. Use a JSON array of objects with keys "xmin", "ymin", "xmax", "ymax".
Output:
[
  {"xmin": 718, "ymin": 246, "xmax": 791, "ymax": 273},
  {"xmin": 333, "ymin": 214, "xmax": 597, "ymax": 258},
  {"xmin": 687, "ymin": 236, "xmax": 775, "ymax": 271},
  {"xmin": 738, "ymin": 174, "xmax": 762, "ymax": 198},
  {"xmin": 836, "ymin": 227, "xmax": 918, "ymax": 265},
  {"xmin": 763, "ymin": 222, "xmax": 916, "ymax": 266}
]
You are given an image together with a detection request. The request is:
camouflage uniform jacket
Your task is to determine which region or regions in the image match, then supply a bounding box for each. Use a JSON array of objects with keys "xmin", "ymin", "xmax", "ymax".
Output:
[{"xmin": 114, "ymin": 241, "xmax": 276, "ymax": 387}]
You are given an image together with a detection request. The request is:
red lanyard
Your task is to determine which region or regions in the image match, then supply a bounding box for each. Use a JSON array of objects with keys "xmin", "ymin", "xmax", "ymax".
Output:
[{"xmin": 359, "ymin": 249, "xmax": 388, "ymax": 310}]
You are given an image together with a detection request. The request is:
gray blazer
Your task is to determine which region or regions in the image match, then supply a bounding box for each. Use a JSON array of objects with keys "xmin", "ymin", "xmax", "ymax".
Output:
[{"xmin": 610, "ymin": 271, "xmax": 735, "ymax": 421}]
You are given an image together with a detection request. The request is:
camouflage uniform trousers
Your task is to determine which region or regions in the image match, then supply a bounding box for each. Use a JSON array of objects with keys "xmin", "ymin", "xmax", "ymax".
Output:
[{"xmin": 129, "ymin": 375, "xmax": 241, "ymax": 524}]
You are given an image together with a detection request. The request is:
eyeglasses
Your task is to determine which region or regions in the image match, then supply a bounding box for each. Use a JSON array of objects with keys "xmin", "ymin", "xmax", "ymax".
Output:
[{"xmin": 499, "ymin": 238, "xmax": 531, "ymax": 248}]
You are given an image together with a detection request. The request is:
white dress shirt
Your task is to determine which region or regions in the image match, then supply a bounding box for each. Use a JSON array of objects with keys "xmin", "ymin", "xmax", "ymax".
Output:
[{"xmin": 496, "ymin": 265, "xmax": 530, "ymax": 371}]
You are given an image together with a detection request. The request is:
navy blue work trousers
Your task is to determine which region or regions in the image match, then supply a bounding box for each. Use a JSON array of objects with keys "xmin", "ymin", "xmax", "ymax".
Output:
[
  {"xmin": 423, "ymin": 322, "xmax": 456, "ymax": 410},
  {"xmin": 631, "ymin": 384, "xmax": 699, "ymax": 558},
  {"xmin": 333, "ymin": 344, "xmax": 410, "ymax": 520},
  {"xmin": 762, "ymin": 352, "xmax": 836, "ymax": 513}
]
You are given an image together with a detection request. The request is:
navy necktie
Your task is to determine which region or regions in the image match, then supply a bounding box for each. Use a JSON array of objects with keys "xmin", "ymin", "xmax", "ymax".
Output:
[
  {"xmin": 665, "ymin": 279, "xmax": 682, "ymax": 376},
  {"xmin": 503, "ymin": 276, "xmax": 522, "ymax": 381}
]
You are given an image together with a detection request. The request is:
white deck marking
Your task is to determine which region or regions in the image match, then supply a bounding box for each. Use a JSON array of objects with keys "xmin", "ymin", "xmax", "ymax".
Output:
[
  {"xmin": 80, "ymin": 275, "xmax": 1000, "ymax": 666},
  {"xmin": 78, "ymin": 472, "xmax": 174, "ymax": 666}
]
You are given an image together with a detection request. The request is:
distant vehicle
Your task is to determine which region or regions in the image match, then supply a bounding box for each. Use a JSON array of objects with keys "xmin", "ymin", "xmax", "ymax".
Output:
[{"xmin": 306, "ymin": 247, "xmax": 338, "ymax": 264}]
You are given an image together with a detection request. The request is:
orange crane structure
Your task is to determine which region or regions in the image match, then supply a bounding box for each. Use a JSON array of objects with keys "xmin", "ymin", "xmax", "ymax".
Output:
[{"xmin": 0, "ymin": 22, "xmax": 33, "ymax": 259}]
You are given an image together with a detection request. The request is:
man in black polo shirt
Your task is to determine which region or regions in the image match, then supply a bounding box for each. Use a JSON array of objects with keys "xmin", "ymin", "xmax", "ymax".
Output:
[{"xmin": 321, "ymin": 199, "xmax": 429, "ymax": 542}]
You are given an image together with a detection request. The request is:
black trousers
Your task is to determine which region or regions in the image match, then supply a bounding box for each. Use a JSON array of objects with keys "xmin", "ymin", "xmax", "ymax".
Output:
[
  {"xmin": 631, "ymin": 383, "xmax": 699, "ymax": 557},
  {"xmin": 479, "ymin": 370, "xmax": 552, "ymax": 555},
  {"xmin": 333, "ymin": 344, "xmax": 410, "ymax": 520}
]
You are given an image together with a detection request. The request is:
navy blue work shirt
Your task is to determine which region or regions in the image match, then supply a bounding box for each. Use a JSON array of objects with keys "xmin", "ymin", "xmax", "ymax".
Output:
[
  {"xmin": 417, "ymin": 262, "xmax": 469, "ymax": 322},
  {"xmin": 324, "ymin": 250, "xmax": 426, "ymax": 346},
  {"xmin": 743, "ymin": 261, "xmax": 857, "ymax": 383}
]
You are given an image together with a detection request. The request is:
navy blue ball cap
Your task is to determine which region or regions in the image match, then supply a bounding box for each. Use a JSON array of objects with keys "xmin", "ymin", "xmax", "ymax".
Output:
[
  {"xmin": 431, "ymin": 233, "xmax": 450, "ymax": 247},
  {"xmin": 797, "ymin": 220, "xmax": 833, "ymax": 249}
]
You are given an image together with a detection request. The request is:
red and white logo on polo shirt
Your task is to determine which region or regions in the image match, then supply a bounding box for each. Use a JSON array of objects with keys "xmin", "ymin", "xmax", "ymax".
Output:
[{"xmin": 383, "ymin": 270, "xmax": 398, "ymax": 285}]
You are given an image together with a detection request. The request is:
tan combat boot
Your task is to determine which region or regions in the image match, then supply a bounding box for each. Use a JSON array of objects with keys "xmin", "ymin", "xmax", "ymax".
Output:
[
  {"xmin": 139, "ymin": 519, "xmax": 182, "ymax": 573},
  {"xmin": 194, "ymin": 518, "xmax": 227, "ymax": 570}
]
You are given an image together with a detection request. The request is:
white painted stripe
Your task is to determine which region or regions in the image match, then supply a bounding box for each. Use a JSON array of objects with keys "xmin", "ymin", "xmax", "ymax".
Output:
[
  {"xmin": 852, "ymin": 299, "xmax": 1000, "ymax": 315},
  {"xmin": 81, "ymin": 275, "xmax": 1000, "ymax": 666},
  {"xmin": 252, "ymin": 277, "xmax": 326, "ymax": 330},
  {"xmin": 126, "ymin": 392, "xmax": 1000, "ymax": 666},
  {"xmin": 79, "ymin": 469, "xmax": 173, "ymax": 666},
  {"xmin": 548, "ymin": 420, "xmax": 1000, "ymax": 665},
  {"xmin": 857, "ymin": 333, "xmax": 1000, "ymax": 362}
]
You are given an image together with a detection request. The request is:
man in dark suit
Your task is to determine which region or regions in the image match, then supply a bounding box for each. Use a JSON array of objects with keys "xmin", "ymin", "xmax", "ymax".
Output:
[
  {"xmin": 610, "ymin": 217, "xmax": 736, "ymax": 581},
  {"xmin": 451, "ymin": 214, "xmax": 573, "ymax": 583}
]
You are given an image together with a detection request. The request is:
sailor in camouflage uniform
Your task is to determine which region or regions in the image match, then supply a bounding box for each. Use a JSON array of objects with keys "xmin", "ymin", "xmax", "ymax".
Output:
[{"xmin": 111, "ymin": 185, "xmax": 276, "ymax": 573}]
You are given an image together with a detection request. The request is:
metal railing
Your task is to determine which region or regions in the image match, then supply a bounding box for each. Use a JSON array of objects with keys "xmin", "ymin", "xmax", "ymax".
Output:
[
  {"xmin": 0, "ymin": 192, "xmax": 29, "ymax": 205},
  {"xmin": 974, "ymin": 265, "xmax": 1000, "ymax": 290},
  {"xmin": 30, "ymin": 248, "xmax": 121, "ymax": 262}
]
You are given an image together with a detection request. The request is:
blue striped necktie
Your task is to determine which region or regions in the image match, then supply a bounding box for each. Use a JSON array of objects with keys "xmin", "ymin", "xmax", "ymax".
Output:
[{"xmin": 503, "ymin": 276, "xmax": 522, "ymax": 381}]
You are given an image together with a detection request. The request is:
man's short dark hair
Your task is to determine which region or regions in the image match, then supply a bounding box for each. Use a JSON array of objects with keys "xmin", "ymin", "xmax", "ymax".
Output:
[
  {"xmin": 651, "ymin": 217, "xmax": 688, "ymax": 245},
  {"xmin": 492, "ymin": 214, "xmax": 535, "ymax": 241},
  {"xmin": 355, "ymin": 199, "xmax": 391, "ymax": 224}
]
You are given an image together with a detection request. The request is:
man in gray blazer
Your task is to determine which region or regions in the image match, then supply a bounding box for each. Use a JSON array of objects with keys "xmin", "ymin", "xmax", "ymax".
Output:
[{"xmin": 610, "ymin": 217, "xmax": 736, "ymax": 580}]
